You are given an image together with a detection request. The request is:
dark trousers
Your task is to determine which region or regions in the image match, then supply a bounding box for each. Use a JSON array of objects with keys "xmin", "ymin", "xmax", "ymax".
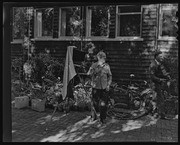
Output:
[
  {"xmin": 92, "ymin": 88, "xmax": 109, "ymax": 122},
  {"xmin": 155, "ymin": 83, "xmax": 165, "ymax": 115}
]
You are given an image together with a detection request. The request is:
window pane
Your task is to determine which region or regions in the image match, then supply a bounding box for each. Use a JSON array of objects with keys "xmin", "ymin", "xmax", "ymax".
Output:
[
  {"xmin": 13, "ymin": 7, "xmax": 33, "ymax": 39},
  {"xmin": 91, "ymin": 6, "xmax": 109, "ymax": 36},
  {"xmin": 41, "ymin": 8, "xmax": 54, "ymax": 36},
  {"xmin": 117, "ymin": 14, "xmax": 141, "ymax": 36},
  {"xmin": 61, "ymin": 7, "xmax": 81, "ymax": 36},
  {"xmin": 118, "ymin": 5, "xmax": 141, "ymax": 13},
  {"xmin": 161, "ymin": 9, "xmax": 178, "ymax": 37}
]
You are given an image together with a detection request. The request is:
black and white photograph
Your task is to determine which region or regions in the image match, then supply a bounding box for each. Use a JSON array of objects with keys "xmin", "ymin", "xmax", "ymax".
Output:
[{"xmin": 3, "ymin": 2, "xmax": 178, "ymax": 142}]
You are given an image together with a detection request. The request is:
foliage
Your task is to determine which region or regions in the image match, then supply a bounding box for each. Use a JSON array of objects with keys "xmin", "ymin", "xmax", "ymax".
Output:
[
  {"xmin": 13, "ymin": 7, "xmax": 33, "ymax": 39},
  {"xmin": 44, "ymin": 78, "xmax": 63, "ymax": 108},
  {"xmin": 68, "ymin": 7, "xmax": 83, "ymax": 37},
  {"xmin": 11, "ymin": 57, "xmax": 23, "ymax": 81},
  {"xmin": 41, "ymin": 8, "xmax": 54, "ymax": 36},
  {"xmin": 73, "ymin": 83, "xmax": 92, "ymax": 109},
  {"xmin": 91, "ymin": 6, "xmax": 110, "ymax": 36},
  {"xmin": 11, "ymin": 80, "xmax": 30, "ymax": 99}
]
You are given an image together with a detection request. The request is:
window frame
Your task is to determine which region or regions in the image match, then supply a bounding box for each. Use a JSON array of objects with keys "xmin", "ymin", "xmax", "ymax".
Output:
[
  {"xmin": 158, "ymin": 4, "xmax": 178, "ymax": 41},
  {"xmin": 86, "ymin": 6, "xmax": 110, "ymax": 38},
  {"xmin": 34, "ymin": 8, "xmax": 54, "ymax": 39},
  {"xmin": 115, "ymin": 5, "xmax": 142, "ymax": 39}
]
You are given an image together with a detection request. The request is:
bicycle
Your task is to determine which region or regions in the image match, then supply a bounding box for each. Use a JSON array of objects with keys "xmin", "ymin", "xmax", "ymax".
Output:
[{"xmin": 107, "ymin": 74, "xmax": 156, "ymax": 120}]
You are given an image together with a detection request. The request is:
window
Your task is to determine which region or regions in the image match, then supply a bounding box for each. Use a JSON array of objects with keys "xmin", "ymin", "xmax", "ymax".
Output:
[
  {"xmin": 12, "ymin": 7, "xmax": 33, "ymax": 40},
  {"xmin": 159, "ymin": 4, "xmax": 178, "ymax": 38},
  {"xmin": 59, "ymin": 7, "xmax": 82, "ymax": 37},
  {"xmin": 116, "ymin": 5, "xmax": 142, "ymax": 37},
  {"xmin": 35, "ymin": 8, "xmax": 54, "ymax": 37},
  {"xmin": 86, "ymin": 6, "xmax": 110, "ymax": 37}
]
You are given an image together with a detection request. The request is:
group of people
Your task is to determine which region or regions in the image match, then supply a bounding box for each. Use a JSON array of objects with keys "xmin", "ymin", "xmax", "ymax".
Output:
[{"xmin": 86, "ymin": 45, "xmax": 172, "ymax": 126}]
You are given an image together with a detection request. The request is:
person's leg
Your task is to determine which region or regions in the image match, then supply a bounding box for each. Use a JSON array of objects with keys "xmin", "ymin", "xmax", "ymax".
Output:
[
  {"xmin": 155, "ymin": 84, "xmax": 165, "ymax": 118},
  {"xmin": 99, "ymin": 89, "xmax": 108, "ymax": 123},
  {"xmin": 92, "ymin": 88, "xmax": 100, "ymax": 120}
]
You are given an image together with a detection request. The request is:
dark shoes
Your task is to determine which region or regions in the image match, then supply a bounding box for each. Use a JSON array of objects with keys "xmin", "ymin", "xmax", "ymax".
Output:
[
  {"xmin": 100, "ymin": 118, "xmax": 106, "ymax": 124},
  {"xmin": 154, "ymin": 113, "xmax": 167, "ymax": 120}
]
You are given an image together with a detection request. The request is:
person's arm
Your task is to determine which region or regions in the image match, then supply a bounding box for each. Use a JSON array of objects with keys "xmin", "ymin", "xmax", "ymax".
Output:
[
  {"xmin": 149, "ymin": 63, "xmax": 165, "ymax": 83},
  {"xmin": 160, "ymin": 64, "xmax": 171, "ymax": 80},
  {"xmin": 106, "ymin": 65, "xmax": 112, "ymax": 90},
  {"xmin": 87, "ymin": 63, "xmax": 95, "ymax": 76}
]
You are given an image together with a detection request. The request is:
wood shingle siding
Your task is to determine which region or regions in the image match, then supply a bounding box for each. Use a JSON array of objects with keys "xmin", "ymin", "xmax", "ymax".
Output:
[
  {"xmin": 11, "ymin": 44, "xmax": 23, "ymax": 59},
  {"xmin": 11, "ymin": 4, "xmax": 178, "ymax": 87},
  {"xmin": 105, "ymin": 40, "xmax": 150, "ymax": 85}
]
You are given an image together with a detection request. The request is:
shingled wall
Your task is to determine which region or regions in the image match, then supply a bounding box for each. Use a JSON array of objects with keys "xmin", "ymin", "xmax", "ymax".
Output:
[{"xmin": 11, "ymin": 4, "xmax": 178, "ymax": 87}]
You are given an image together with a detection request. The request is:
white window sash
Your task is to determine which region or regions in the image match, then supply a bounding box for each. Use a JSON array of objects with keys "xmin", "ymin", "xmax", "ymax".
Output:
[
  {"xmin": 37, "ymin": 11, "xmax": 42, "ymax": 37},
  {"xmin": 86, "ymin": 7, "xmax": 92, "ymax": 37}
]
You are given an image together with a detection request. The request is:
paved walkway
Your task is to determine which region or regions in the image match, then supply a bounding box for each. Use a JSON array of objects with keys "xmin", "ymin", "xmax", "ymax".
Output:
[{"xmin": 12, "ymin": 104, "xmax": 178, "ymax": 142}]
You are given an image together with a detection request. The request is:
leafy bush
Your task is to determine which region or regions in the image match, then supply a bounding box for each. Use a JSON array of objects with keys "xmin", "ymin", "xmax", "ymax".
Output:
[{"xmin": 11, "ymin": 57, "xmax": 23, "ymax": 81}]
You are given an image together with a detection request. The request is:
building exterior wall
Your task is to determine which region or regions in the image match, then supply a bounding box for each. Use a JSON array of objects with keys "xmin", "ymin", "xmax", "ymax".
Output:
[{"xmin": 11, "ymin": 4, "xmax": 178, "ymax": 85}]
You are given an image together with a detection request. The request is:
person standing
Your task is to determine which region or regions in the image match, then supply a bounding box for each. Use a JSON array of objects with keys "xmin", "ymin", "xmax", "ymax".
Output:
[
  {"xmin": 87, "ymin": 51, "xmax": 112, "ymax": 125},
  {"xmin": 149, "ymin": 50, "xmax": 171, "ymax": 119}
]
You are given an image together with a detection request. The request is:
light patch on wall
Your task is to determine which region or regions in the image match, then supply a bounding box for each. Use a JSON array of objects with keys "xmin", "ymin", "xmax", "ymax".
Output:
[{"xmin": 12, "ymin": 130, "xmax": 16, "ymax": 133}]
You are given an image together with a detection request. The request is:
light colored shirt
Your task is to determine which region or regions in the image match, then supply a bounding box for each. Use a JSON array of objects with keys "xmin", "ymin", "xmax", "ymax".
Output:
[{"xmin": 88, "ymin": 62, "xmax": 112, "ymax": 89}]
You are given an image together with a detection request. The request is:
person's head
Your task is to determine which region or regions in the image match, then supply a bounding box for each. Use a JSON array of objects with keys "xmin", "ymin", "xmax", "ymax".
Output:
[
  {"xmin": 154, "ymin": 50, "xmax": 163, "ymax": 63},
  {"xmin": 86, "ymin": 42, "xmax": 95, "ymax": 54},
  {"xmin": 97, "ymin": 51, "xmax": 106, "ymax": 62}
]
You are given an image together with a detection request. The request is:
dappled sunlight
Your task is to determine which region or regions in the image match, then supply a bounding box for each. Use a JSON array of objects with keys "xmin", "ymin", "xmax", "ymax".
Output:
[
  {"xmin": 107, "ymin": 117, "xmax": 120, "ymax": 124},
  {"xmin": 122, "ymin": 120, "xmax": 144, "ymax": 131},
  {"xmin": 40, "ymin": 115, "xmax": 96, "ymax": 142},
  {"xmin": 111, "ymin": 130, "xmax": 121, "ymax": 134},
  {"xmin": 67, "ymin": 115, "xmax": 92, "ymax": 133},
  {"xmin": 90, "ymin": 128, "xmax": 105, "ymax": 139},
  {"xmin": 121, "ymin": 115, "xmax": 158, "ymax": 132},
  {"xmin": 39, "ymin": 113, "xmax": 160, "ymax": 142},
  {"xmin": 35, "ymin": 114, "xmax": 67, "ymax": 125}
]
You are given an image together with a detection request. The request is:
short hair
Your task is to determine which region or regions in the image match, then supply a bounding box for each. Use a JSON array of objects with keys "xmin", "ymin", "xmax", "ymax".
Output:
[{"xmin": 97, "ymin": 51, "xmax": 106, "ymax": 59}]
